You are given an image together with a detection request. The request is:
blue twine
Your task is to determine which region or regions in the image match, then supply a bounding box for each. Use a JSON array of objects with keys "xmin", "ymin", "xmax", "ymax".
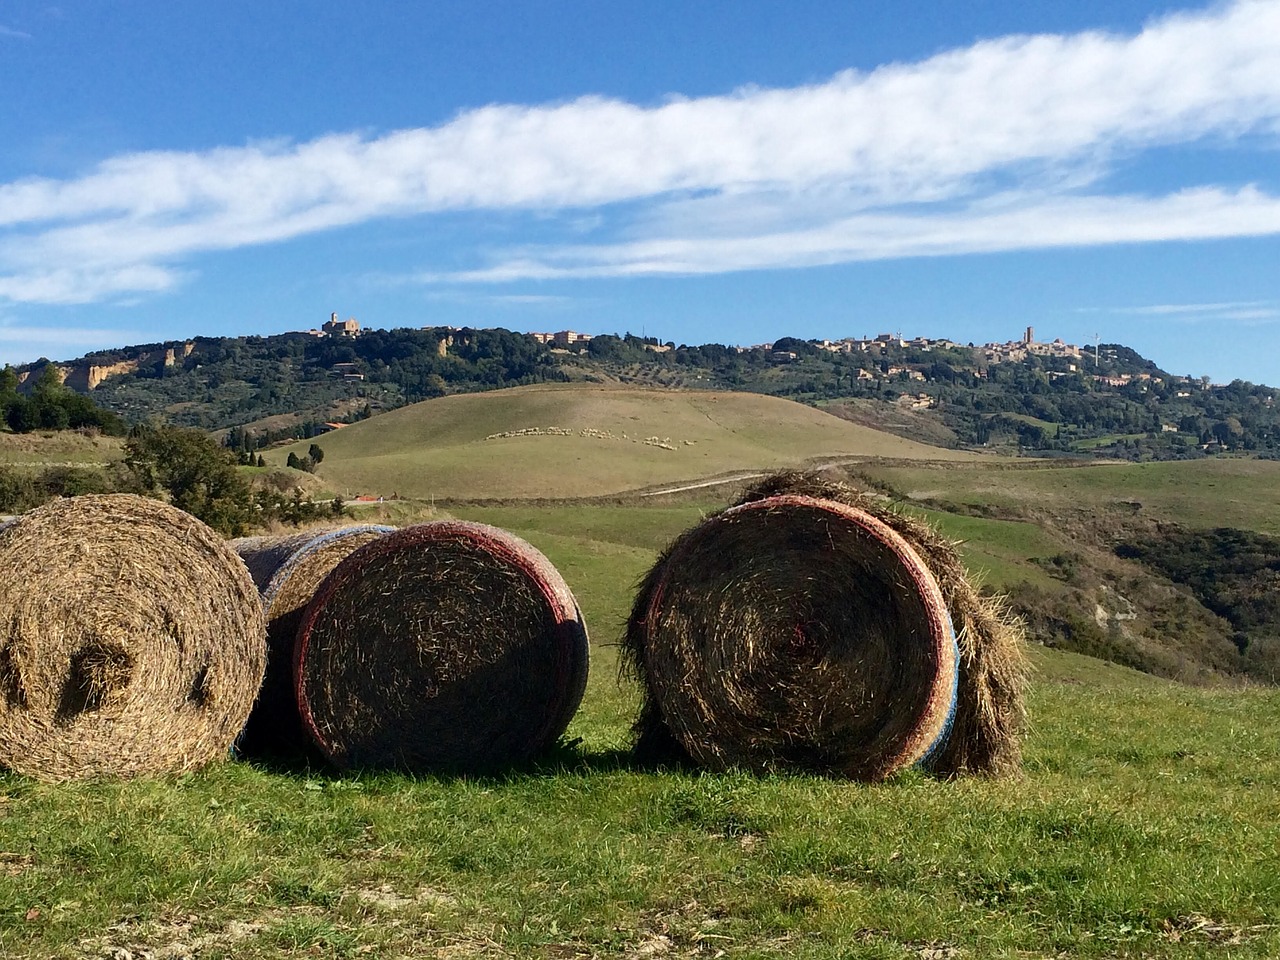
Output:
[{"xmin": 917, "ymin": 607, "xmax": 961, "ymax": 768}]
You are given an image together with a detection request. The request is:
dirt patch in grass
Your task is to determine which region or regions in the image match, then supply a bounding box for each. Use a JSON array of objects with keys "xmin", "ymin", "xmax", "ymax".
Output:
[{"xmin": 86, "ymin": 913, "xmax": 266, "ymax": 960}]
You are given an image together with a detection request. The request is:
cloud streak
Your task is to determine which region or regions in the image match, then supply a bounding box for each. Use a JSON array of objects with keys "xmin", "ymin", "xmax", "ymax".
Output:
[
  {"xmin": 2, "ymin": 0, "xmax": 1280, "ymax": 302},
  {"xmin": 1092, "ymin": 298, "xmax": 1280, "ymax": 325},
  {"xmin": 0, "ymin": 323, "xmax": 140, "ymax": 347}
]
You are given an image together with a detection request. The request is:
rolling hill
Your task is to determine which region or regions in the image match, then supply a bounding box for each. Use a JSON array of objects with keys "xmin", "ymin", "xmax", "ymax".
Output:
[{"xmin": 269, "ymin": 383, "xmax": 982, "ymax": 500}]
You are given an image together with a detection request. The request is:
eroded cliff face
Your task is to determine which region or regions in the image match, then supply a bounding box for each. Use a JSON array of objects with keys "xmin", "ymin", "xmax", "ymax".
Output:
[
  {"xmin": 64, "ymin": 360, "xmax": 142, "ymax": 391},
  {"xmin": 18, "ymin": 342, "xmax": 193, "ymax": 392}
]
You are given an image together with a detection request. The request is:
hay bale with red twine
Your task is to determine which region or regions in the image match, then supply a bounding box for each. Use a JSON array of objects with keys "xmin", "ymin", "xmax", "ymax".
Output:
[
  {"xmin": 233, "ymin": 524, "xmax": 394, "ymax": 758},
  {"xmin": 294, "ymin": 520, "xmax": 590, "ymax": 771},
  {"xmin": 0, "ymin": 494, "xmax": 266, "ymax": 781},
  {"xmin": 624, "ymin": 471, "xmax": 1027, "ymax": 780}
]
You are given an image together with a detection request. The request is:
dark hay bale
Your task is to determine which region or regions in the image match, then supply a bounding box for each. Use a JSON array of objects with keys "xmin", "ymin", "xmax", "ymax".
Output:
[
  {"xmin": 233, "ymin": 525, "xmax": 394, "ymax": 758},
  {"xmin": 294, "ymin": 520, "xmax": 590, "ymax": 772},
  {"xmin": 0, "ymin": 494, "xmax": 266, "ymax": 781},
  {"xmin": 625, "ymin": 471, "xmax": 1028, "ymax": 780}
]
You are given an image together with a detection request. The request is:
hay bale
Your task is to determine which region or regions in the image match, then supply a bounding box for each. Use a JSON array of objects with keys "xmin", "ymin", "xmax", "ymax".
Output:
[
  {"xmin": 233, "ymin": 525, "xmax": 394, "ymax": 758},
  {"xmin": 0, "ymin": 494, "xmax": 266, "ymax": 781},
  {"xmin": 624, "ymin": 471, "xmax": 1028, "ymax": 780},
  {"xmin": 294, "ymin": 521, "xmax": 590, "ymax": 771}
]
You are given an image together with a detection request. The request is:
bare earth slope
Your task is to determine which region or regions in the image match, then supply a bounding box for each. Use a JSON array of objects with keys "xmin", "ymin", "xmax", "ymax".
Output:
[{"xmin": 274, "ymin": 384, "xmax": 980, "ymax": 500}]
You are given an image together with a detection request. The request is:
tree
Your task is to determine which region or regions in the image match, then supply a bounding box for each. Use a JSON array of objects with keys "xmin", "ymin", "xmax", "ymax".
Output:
[
  {"xmin": 123, "ymin": 424, "xmax": 253, "ymax": 536},
  {"xmin": 307, "ymin": 443, "xmax": 325, "ymax": 465}
]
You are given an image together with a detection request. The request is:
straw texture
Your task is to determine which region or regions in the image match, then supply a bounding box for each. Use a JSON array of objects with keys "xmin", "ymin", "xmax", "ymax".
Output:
[
  {"xmin": 0, "ymin": 494, "xmax": 266, "ymax": 780},
  {"xmin": 625, "ymin": 471, "xmax": 1028, "ymax": 779},
  {"xmin": 233, "ymin": 525, "xmax": 394, "ymax": 758},
  {"xmin": 294, "ymin": 521, "xmax": 590, "ymax": 772}
]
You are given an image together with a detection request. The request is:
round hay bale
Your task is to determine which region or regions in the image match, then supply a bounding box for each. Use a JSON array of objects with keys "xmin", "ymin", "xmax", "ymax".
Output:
[
  {"xmin": 626, "ymin": 490, "xmax": 958, "ymax": 781},
  {"xmin": 294, "ymin": 521, "xmax": 590, "ymax": 771},
  {"xmin": 0, "ymin": 494, "xmax": 266, "ymax": 781},
  {"xmin": 732, "ymin": 473, "xmax": 1029, "ymax": 777},
  {"xmin": 232, "ymin": 525, "xmax": 394, "ymax": 758}
]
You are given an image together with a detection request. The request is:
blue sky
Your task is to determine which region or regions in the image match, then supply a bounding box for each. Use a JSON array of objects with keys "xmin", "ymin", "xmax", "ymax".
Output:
[{"xmin": 2, "ymin": 1, "xmax": 1279, "ymax": 385}]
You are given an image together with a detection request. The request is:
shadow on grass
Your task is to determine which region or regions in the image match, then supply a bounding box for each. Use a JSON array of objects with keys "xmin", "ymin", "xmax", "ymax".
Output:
[{"xmin": 236, "ymin": 736, "xmax": 696, "ymax": 784}]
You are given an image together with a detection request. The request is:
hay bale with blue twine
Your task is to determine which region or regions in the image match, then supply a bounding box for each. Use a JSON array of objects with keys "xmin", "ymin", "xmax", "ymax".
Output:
[
  {"xmin": 233, "ymin": 524, "xmax": 395, "ymax": 759},
  {"xmin": 623, "ymin": 472, "xmax": 1027, "ymax": 780},
  {"xmin": 293, "ymin": 521, "xmax": 590, "ymax": 772}
]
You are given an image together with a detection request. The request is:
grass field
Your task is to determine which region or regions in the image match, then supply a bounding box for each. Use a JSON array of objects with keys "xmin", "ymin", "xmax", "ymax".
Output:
[
  {"xmin": 268, "ymin": 385, "xmax": 980, "ymax": 501},
  {"xmin": 863, "ymin": 458, "xmax": 1280, "ymax": 536},
  {"xmin": 0, "ymin": 431, "xmax": 122, "ymax": 469},
  {"xmin": 3, "ymin": 499, "xmax": 1278, "ymax": 959}
]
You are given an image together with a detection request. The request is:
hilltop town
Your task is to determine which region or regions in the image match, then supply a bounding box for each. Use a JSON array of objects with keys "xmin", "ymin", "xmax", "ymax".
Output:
[{"xmin": 6, "ymin": 313, "xmax": 1275, "ymax": 462}]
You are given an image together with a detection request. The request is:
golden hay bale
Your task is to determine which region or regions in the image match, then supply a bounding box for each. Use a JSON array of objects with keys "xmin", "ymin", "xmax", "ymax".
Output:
[
  {"xmin": 624, "ymin": 471, "xmax": 1028, "ymax": 780},
  {"xmin": 233, "ymin": 525, "xmax": 394, "ymax": 758},
  {"xmin": 0, "ymin": 494, "xmax": 266, "ymax": 781},
  {"xmin": 294, "ymin": 521, "xmax": 590, "ymax": 772}
]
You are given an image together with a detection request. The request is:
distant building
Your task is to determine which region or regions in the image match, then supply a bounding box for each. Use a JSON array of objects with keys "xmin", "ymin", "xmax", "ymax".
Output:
[
  {"xmin": 552, "ymin": 330, "xmax": 593, "ymax": 347},
  {"xmin": 322, "ymin": 313, "xmax": 361, "ymax": 338},
  {"xmin": 529, "ymin": 330, "xmax": 592, "ymax": 347}
]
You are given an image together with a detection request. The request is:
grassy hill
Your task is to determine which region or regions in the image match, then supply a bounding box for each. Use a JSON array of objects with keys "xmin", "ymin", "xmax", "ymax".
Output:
[
  {"xmin": 259, "ymin": 383, "xmax": 1278, "ymax": 683},
  {"xmin": 3, "ymin": 497, "xmax": 1277, "ymax": 959},
  {"xmin": 864, "ymin": 458, "xmax": 1280, "ymax": 536},
  {"xmin": 271, "ymin": 384, "xmax": 981, "ymax": 500},
  {"xmin": 0, "ymin": 430, "xmax": 123, "ymax": 470},
  {"xmin": 853, "ymin": 457, "xmax": 1280, "ymax": 683}
]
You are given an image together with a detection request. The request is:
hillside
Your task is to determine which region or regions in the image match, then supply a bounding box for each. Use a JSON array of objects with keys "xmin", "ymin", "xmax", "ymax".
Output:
[
  {"xmin": 11, "ymin": 325, "xmax": 1280, "ymax": 462},
  {"xmin": 7, "ymin": 492, "xmax": 1278, "ymax": 959},
  {"xmin": 269, "ymin": 384, "xmax": 980, "ymax": 500},
  {"xmin": 853, "ymin": 457, "xmax": 1280, "ymax": 683}
]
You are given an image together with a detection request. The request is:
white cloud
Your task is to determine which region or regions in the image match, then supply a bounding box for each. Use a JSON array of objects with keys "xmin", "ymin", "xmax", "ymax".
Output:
[
  {"xmin": 2, "ymin": 0, "xmax": 1280, "ymax": 302},
  {"xmin": 0, "ymin": 324, "xmax": 135, "ymax": 346},
  {"xmin": 412, "ymin": 288, "xmax": 578, "ymax": 308},
  {"xmin": 0, "ymin": 24, "xmax": 32, "ymax": 39},
  {"xmin": 0, "ymin": 265, "xmax": 182, "ymax": 305},
  {"xmin": 1093, "ymin": 298, "xmax": 1280, "ymax": 324},
  {"xmin": 443, "ymin": 186, "xmax": 1280, "ymax": 279},
  {"xmin": 1107, "ymin": 300, "xmax": 1275, "ymax": 315},
  {"xmin": 0, "ymin": 322, "xmax": 146, "ymax": 367}
]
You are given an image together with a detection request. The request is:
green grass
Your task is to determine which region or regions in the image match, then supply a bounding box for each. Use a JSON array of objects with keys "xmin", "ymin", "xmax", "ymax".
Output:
[
  {"xmin": 909, "ymin": 507, "xmax": 1070, "ymax": 591},
  {"xmin": 1071, "ymin": 432, "xmax": 1147, "ymax": 451},
  {"xmin": 0, "ymin": 431, "xmax": 123, "ymax": 470},
  {"xmin": 267, "ymin": 384, "xmax": 980, "ymax": 501},
  {"xmin": 867, "ymin": 457, "xmax": 1280, "ymax": 536},
  {"xmin": 3, "ymin": 501, "xmax": 1278, "ymax": 958}
]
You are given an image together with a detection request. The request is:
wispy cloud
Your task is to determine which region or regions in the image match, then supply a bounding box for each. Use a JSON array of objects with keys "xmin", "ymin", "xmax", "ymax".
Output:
[
  {"xmin": 0, "ymin": 326, "xmax": 125, "ymax": 345},
  {"xmin": 414, "ymin": 289, "xmax": 578, "ymax": 308},
  {"xmin": 2, "ymin": 0, "xmax": 1280, "ymax": 302},
  {"xmin": 0, "ymin": 24, "xmax": 32, "ymax": 40},
  {"xmin": 1086, "ymin": 298, "xmax": 1280, "ymax": 325},
  {"xmin": 443, "ymin": 186, "xmax": 1280, "ymax": 280},
  {"xmin": 1102, "ymin": 300, "xmax": 1276, "ymax": 315}
]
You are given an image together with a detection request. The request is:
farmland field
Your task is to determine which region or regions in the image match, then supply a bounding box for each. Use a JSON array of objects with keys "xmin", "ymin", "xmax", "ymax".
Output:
[
  {"xmin": 862, "ymin": 457, "xmax": 1280, "ymax": 536},
  {"xmin": 2, "ymin": 495, "xmax": 1278, "ymax": 959},
  {"xmin": 268, "ymin": 384, "xmax": 981, "ymax": 501},
  {"xmin": 0, "ymin": 431, "xmax": 122, "ymax": 470}
]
